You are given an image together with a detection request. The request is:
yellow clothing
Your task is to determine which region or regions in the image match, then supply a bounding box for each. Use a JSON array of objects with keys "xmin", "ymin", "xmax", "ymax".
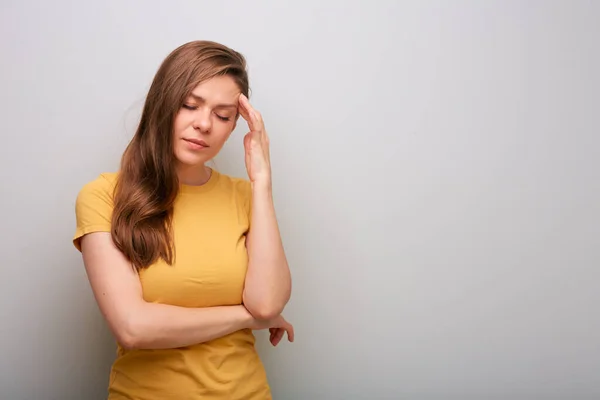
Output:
[{"xmin": 73, "ymin": 170, "xmax": 271, "ymax": 399}]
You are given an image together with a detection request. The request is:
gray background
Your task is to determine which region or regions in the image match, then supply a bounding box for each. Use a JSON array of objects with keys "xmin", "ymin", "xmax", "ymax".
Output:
[{"xmin": 1, "ymin": 0, "xmax": 598, "ymax": 399}]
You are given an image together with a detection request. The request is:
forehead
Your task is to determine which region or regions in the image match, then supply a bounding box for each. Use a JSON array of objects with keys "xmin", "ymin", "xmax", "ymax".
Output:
[{"xmin": 189, "ymin": 75, "xmax": 240, "ymax": 103}]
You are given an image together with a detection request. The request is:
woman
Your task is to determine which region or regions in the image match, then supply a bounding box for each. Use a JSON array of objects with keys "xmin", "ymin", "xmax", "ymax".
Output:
[{"xmin": 73, "ymin": 40, "xmax": 293, "ymax": 399}]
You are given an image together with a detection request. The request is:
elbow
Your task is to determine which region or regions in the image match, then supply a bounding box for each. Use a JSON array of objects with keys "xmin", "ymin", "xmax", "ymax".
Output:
[
  {"xmin": 114, "ymin": 324, "xmax": 139, "ymax": 351},
  {"xmin": 113, "ymin": 316, "xmax": 144, "ymax": 351},
  {"xmin": 243, "ymin": 294, "xmax": 288, "ymax": 320},
  {"xmin": 248, "ymin": 305, "xmax": 283, "ymax": 321},
  {"xmin": 117, "ymin": 334, "xmax": 138, "ymax": 351},
  {"xmin": 246, "ymin": 306, "xmax": 283, "ymax": 320},
  {"xmin": 242, "ymin": 278, "xmax": 292, "ymax": 320}
]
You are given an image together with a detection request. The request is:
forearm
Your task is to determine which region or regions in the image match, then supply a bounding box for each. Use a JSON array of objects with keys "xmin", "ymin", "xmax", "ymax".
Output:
[
  {"xmin": 123, "ymin": 303, "xmax": 253, "ymax": 350},
  {"xmin": 243, "ymin": 183, "xmax": 292, "ymax": 319}
]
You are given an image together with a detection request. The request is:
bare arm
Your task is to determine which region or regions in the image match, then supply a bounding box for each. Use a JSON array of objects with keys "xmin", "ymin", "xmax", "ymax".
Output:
[
  {"xmin": 81, "ymin": 232, "xmax": 254, "ymax": 350},
  {"xmin": 238, "ymin": 94, "xmax": 292, "ymax": 320},
  {"xmin": 242, "ymin": 183, "xmax": 292, "ymax": 320}
]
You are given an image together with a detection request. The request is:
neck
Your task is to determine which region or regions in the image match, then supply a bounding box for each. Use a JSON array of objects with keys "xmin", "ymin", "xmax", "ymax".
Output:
[{"xmin": 177, "ymin": 164, "xmax": 212, "ymax": 186}]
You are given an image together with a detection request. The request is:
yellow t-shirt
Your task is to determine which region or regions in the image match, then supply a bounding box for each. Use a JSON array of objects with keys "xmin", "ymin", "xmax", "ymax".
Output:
[{"xmin": 73, "ymin": 169, "xmax": 271, "ymax": 400}]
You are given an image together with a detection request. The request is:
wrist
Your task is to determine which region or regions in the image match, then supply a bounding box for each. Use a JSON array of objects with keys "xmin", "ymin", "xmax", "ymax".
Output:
[
  {"xmin": 251, "ymin": 179, "xmax": 272, "ymax": 194},
  {"xmin": 238, "ymin": 305, "xmax": 255, "ymax": 329}
]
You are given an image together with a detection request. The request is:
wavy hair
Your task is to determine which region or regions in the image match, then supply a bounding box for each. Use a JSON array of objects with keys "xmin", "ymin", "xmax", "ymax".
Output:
[{"xmin": 111, "ymin": 40, "xmax": 249, "ymax": 271}]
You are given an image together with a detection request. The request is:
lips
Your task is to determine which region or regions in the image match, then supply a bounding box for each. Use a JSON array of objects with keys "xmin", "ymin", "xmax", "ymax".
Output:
[{"xmin": 183, "ymin": 138, "xmax": 209, "ymax": 147}]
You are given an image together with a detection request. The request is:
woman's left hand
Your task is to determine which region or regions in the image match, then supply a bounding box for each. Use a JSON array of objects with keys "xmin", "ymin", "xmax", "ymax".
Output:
[
  {"xmin": 239, "ymin": 94, "xmax": 271, "ymax": 186},
  {"xmin": 269, "ymin": 327, "xmax": 289, "ymax": 346}
]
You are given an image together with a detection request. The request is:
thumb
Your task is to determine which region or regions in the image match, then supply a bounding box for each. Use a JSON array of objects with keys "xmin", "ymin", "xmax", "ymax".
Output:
[{"xmin": 244, "ymin": 132, "xmax": 252, "ymax": 150}]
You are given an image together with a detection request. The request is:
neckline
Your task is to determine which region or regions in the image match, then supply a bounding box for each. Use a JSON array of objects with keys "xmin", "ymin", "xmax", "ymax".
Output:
[{"xmin": 178, "ymin": 168, "xmax": 220, "ymax": 194}]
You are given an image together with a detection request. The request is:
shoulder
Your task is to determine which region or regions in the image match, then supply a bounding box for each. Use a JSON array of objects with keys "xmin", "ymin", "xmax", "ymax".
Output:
[
  {"xmin": 76, "ymin": 172, "xmax": 119, "ymax": 205},
  {"xmin": 73, "ymin": 172, "xmax": 119, "ymax": 251},
  {"xmin": 82, "ymin": 172, "xmax": 119, "ymax": 192},
  {"xmin": 213, "ymin": 171, "xmax": 252, "ymax": 216},
  {"xmin": 214, "ymin": 171, "xmax": 251, "ymax": 198}
]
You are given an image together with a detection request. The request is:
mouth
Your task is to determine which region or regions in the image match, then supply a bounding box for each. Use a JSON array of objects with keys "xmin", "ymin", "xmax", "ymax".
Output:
[{"xmin": 183, "ymin": 138, "xmax": 209, "ymax": 149}]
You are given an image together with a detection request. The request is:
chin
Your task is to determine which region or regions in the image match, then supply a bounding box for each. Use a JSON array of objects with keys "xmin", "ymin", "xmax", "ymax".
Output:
[
  {"xmin": 174, "ymin": 150, "xmax": 211, "ymax": 166},
  {"xmin": 176, "ymin": 155, "xmax": 208, "ymax": 166}
]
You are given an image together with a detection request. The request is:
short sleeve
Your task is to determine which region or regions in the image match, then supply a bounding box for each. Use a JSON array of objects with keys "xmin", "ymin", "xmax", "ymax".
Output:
[{"xmin": 73, "ymin": 173, "xmax": 116, "ymax": 251}]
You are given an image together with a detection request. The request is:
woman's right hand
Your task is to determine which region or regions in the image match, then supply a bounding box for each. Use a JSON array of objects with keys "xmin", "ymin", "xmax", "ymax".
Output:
[{"xmin": 249, "ymin": 314, "xmax": 295, "ymax": 346}]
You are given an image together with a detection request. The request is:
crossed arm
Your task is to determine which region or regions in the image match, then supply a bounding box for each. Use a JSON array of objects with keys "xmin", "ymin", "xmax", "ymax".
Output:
[
  {"xmin": 79, "ymin": 187, "xmax": 292, "ymax": 350},
  {"xmin": 81, "ymin": 232, "xmax": 256, "ymax": 350}
]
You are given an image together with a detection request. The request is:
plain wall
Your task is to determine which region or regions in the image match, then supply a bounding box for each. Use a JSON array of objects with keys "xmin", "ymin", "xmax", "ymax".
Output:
[{"xmin": 1, "ymin": 1, "xmax": 599, "ymax": 399}]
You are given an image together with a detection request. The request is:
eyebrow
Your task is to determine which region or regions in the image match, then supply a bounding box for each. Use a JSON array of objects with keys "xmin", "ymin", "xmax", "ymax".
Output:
[{"xmin": 189, "ymin": 93, "xmax": 238, "ymax": 109}]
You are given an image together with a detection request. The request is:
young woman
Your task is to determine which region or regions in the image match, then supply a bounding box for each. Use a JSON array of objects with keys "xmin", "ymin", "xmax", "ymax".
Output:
[{"xmin": 73, "ymin": 40, "xmax": 293, "ymax": 399}]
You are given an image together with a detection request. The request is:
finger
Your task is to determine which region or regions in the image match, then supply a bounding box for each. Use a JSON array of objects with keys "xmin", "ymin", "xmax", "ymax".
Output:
[
  {"xmin": 252, "ymin": 128, "xmax": 262, "ymax": 146},
  {"xmin": 244, "ymin": 132, "xmax": 252, "ymax": 151},
  {"xmin": 238, "ymin": 95, "xmax": 253, "ymax": 127},
  {"xmin": 276, "ymin": 328, "xmax": 285, "ymax": 344},
  {"xmin": 239, "ymin": 94, "xmax": 264, "ymax": 132},
  {"xmin": 272, "ymin": 328, "xmax": 285, "ymax": 346},
  {"xmin": 244, "ymin": 133, "xmax": 251, "ymax": 170},
  {"xmin": 239, "ymin": 94, "xmax": 257, "ymax": 120},
  {"xmin": 269, "ymin": 328, "xmax": 278, "ymax": 346},
  {"xmin": 238, "ymin": 94, "xmax": 255, "ymax": 127},
  {"xmin": 245, "ymin": 131, "xmax": 263, "ymax": 159},
  {"xmin": 263, "ymin": 131, "xmax": 269, "ymax": 152},
  {"xmin": 286, "ymin": 323, "xmax": 295, "ymax": 342}
]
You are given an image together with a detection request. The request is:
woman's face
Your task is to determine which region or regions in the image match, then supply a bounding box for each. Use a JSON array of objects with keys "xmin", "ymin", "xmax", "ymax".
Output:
[{"xmin": 173, "ymin": 75, "xmax": 241, "ymax": 167}]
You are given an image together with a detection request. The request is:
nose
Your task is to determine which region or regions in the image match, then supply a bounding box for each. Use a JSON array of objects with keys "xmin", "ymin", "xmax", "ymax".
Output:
[{"xmin": 193, "ymin": 108, "xmax": 212, "ymax": 133}]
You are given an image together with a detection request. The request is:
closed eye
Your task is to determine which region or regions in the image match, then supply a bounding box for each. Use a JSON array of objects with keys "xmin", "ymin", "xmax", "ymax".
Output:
[{"xmin": 182, "ymin": 104, "xmax": 231, "ymax": 122}]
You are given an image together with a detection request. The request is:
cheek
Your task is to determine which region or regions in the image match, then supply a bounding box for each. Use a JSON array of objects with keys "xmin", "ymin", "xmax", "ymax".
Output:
[
  {"xmin": 214, "ymin": 126, "xmax": 234, "ymax": 144},
  {"xmin": 173, "ymin": 113, "xmax": 192, "ymax": 134}
]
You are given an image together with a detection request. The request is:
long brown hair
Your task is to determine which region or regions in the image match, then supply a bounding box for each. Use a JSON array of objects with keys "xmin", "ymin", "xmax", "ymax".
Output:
[{"xmin": 111, "ymin": 40, "xmax": 249, "ymax": 271}]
